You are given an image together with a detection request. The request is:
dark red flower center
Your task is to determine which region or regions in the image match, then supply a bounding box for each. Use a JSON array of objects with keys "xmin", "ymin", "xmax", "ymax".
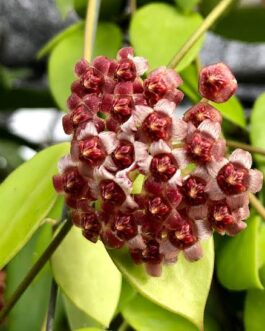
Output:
[
  {"xmin": 144, "ymin": 77, "xmax": 167, "ymax": 105},
  {"xmin": 70, "ymin": 105, "xmax": 92, "ymax": 127},
  {"xmin": 181, "ymin": 176, "xmax": 208, "ymax": 205},
  {"xmin": 150, "ymin": 153, "xmax": 177, "ymax": 181},
  {"xmin": 217, "ymin": 162, "xmax": 249, "ymax": 195},
  {"xmin": 142, "ymin": 111, "xmax": 172, "ymax": 141},
  {"xmin": 112, "ymin": 140, "xmax": 134, "ymax": 170},
  {"xmin": 147, "ymin": 196, "xmax": 171, "ymax": 219},
  {"xmin": 81, "ymin": 67, "xmax": 104, "ymax": 94},
  {"xmin": 142, "ymin": 240, "xmax": 162, "ymax": 263},
  {"xmin": 115, "ymin": 59, "xmax": 136, "ymax": 81},
  {"xmin": 78, "ymin": 136, "xmax": 106, "ymax": 166},
  {"xmin": 100, "ymin": 179, "xmax": 126, "ymax": 205},
  {"xmin": 112, "ymin": 213, "xmax": 137, "ymax": 240},
  {"xmin": 184, "ymin": 104, "xmax": 220, "ymax": 127},
  {"xmin": 112, "ymin": 96, "xmax": 134, "ymax": 121},
  {"xmin": 208, "ymin": 201, "xmax": 234, "ymax": 232},
  {"xmin": 185, "ymin": 131, "xmax": 214, "ymax": 164},
  {"xmin": 62, "ymin": 168, "xmax": 86, "ymax": 197}
]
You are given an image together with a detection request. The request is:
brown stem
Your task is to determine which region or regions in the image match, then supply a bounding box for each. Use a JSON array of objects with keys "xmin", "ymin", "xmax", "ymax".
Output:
[
  {"xmin": 227, "ymin": 140, "xmax": 265, "ymax": 157},
  {"xmin": 249, "ymin": 193, "xmax": 265, "ymax": 222}
]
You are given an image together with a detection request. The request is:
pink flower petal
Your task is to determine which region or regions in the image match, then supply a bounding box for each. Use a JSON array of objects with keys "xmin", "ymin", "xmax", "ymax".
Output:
[
  {"xmin": 232, "ymin": 204, "xmax": 250, "ymax": 221},
  {"xmin": 149, "ymin": 139, "xmax": 171, "ymax": 156},
  {"xmin": 127, "ymin": 235, "xmax": 146, "ymax": 250},
  {"xmin": 154, "ymin": 99, "xmax": 176, "ymax": 117},
  {"xmin": 92, "ymin": 56, "xmax": 111, "ymax": 75},
  {"xmin": 207, "ymin": 158, "xmax": 228, "ymax": 177},
  {"xmin": 145, "ymin": 262, "xmax": 162, "ymax": 277},
  {"xmin": 123, "ymin": 195, "xmax": 139, "ymax": 209},
  {"xmin": 195, "ymin": 220, "xmax": 213, "ymax": 240},
  {"xmin": 206, "ymin": 179, "xmax": 225, "ymax": 200},
  {"xmin": 114, "ymin": 82, "xmax": 134, "ymax": 95},
  {"xmin": 198, "ymin": 120, "xmax": 221, "ymax": 140},
  {"xmin": 184, "ymin": 243, "xmax": 203, "ymax": 262},
  {"xmin": 248, "ymin": 169, "xmax": 263, "ymax": 193},
  {"xmin": 70, "ymin": 141, "xmax": 79, "ymax": 162},
  {"xmin": 212, "ymin": 139, "xmax": 226, "ymax": 161},
  {"xmin": 117, "ymin": 47, "xmax": 134, "ymax": 60},
  {"xmin": 134, "ymin": 141, "xmax": 150, "ymax": 164},
  {"xmin": 172, "ymin": 119, "xmax": 188, "ymax": 141},
  {"xmin": 192, "ymin": 167, "xmax": 211, "ymax": 182},
  {"xmin": 77, "ymin": 122, "xmax": 98, "ymax": 140},
  {"xmin": 133, "ymin": 105, "xmax": 153, "ymax": 126},
  {"xmin": 52, "ymin": 175, "xmax": 64, "ymax": 193},
  {"xmin": 99, "ymin": 131, "xmax": 118, "ymax": 154},
  {"xmin": 168, "ymin": 169, "xmax": 182, "ymax": 186},
  {"xmin": 129, "ymin": 55, "xmax": 148, "ymax": 76},
  {"xmin": 58, "ymin": 155, "xmax": 76, "ymax": 173},
  {"xmin": 121, "ymin": 116, "xmax": 137, "ymax": 133},
  {"xmin": 229, "ymin": 149, "xmax": 252, "ymax": 169},
  {"xmin": 172, "ymin": 148, "xmax": 188, "ymax": 169},
  {"xmin": 103, "ymin": 156, "xmax": 118, "ymax": 172},
  {"xmin": 159, "ymin": 240, "xmax": 179, "ymax": 264},
  {"xmin": 226, "ymin": 220, "xmax": 247, "ymax": 236},
  {"xmin": 188, "ymin": 204, "xmax": 208, "ymax": 220},
  {"xmin": 226, "ymin": 193, "xmax": 249, "ymax": 210}
]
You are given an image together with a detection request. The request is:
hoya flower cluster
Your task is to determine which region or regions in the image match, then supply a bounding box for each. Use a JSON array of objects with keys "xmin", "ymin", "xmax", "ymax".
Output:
[{"xmin": 53, "ymin": 48, "xmax": 263, "ymax": 277}]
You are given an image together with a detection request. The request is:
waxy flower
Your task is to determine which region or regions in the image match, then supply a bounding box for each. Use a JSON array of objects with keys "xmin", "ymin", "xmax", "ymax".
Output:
[{"xmin": 53, "ymin": 47, "xmax": 263, "ymax": 277}]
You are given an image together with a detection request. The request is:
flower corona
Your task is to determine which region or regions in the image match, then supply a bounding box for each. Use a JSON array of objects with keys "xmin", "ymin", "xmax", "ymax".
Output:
[{"xmin": 53, "ymin": 48, "xmax": 263, "ymax": 277}]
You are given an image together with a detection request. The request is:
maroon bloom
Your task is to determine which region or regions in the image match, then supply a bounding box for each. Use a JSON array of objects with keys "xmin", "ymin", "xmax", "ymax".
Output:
[
  {"xmin": 100, "ymin": 179, "xmax": 126, "ymax": 205},
  {"xmin": 112, "ymin": 140, "xmax": 135, "ymax": 170},
  {"xmin": 181, "ymin": 176, "xmax": 208, "ymax": 206},
  {"xmin": 150, "ymin": 153, "xmax": 177, "ymax": 181},
  {"xmin": 183, "ymin": 102, "xmax": 222, "ymax": 127}
]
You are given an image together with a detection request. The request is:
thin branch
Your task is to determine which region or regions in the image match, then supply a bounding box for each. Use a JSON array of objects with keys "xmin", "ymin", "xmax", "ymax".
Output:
[
  {"xmin": 227, "ymin": 140, "xmax": 265, "ymax": 157},
  {"xmin": 167, "ymin": 0, "xmax": 234, "ymax": 69},
  {"xmin": 249, "ymin": 193, "xmax": 265, "ymax": 222},
  {"xmin": 84, "ymin": 0, "xmax": 101, "ymax": 61},
  {"xmin": 46, "ymin": 279, "xmax": 58, "ymax": 331},
  {"xmin": 0, "ymin": 218, "xmax": 72, "ymax": 324}
]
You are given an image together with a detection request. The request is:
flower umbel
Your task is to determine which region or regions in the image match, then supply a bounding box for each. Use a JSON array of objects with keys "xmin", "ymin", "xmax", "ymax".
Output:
[{"xmin": 53, "ymin": 49, "xmax": 263, "ymax": 277}]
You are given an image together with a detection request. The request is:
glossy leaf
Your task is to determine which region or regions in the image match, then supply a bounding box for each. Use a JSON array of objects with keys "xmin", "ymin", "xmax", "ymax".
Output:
[
  {"xmin": 63, "ymin": 295, "xmax": 102, "ymax": 330},
  {"xmin": 110, "ymin": 239, "xmax": 214, "ymax": 330},
  {"xmin": 51, "ymin": 227, "xmax": 122, "ymax": 327},
  {"xmin": 180, "ymin": 64, "xmax": 200, "ymax": 103},
  {"xmin": 48, "ymin": 23, "xmax": 122, "ymax": 111},
  {"xmin": 6, "ymin": 225, "xmax": 52, "ymax": 331},
  {"xmin": 75, "ymin": 328, "xmax": 103, "ymax": 331},
  {"xmin": 250, "ymin": 92, "xmax": 265, "ymax": 164},
  {"xmin": 122, "ymin": 294, "xmax": 198, "ymax": 331},
  {"xmin": 217, "ymin": 215, "xmax": 263, "ymax": 291},
  {"xmin": 56, "ymin": 0, "xmax": 74, "ymax": 19},
  {"xmin": 244, "ymin": 289, "xmax": 265, "ymax": 331},
  {"xmin": 175, "ymin": 0, "xmax": 200, "ymax": 14},
  {"xmin": 130, "ymin": 3, "xmax": 205, "ymax": 71},
  {"xmin": 37, "ymin": 22, "xmax": 84, "ymax": 59},
  {"xmin": 116, "ymin": 278, "xmax": 136, "ymax": 313},
  {"xmin": 0, "ymin": 142, "xmax": 69, "ymax": 270}
]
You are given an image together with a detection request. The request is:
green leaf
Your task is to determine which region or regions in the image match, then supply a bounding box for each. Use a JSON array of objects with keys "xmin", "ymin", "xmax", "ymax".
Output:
[
  {"xmin": 37, "ymin": 22, "xmax": 84, "ymax": 59},
  {"xmin": 122, "ymin": 294, "xmax": 198, "ymax": 331},
  {"xmin": 210, "ymin": 97, "xmax": 246, "ymax": 129},
  {"xmin": 130, "ymin": 3, "xmax": 205, "ymax": 71},
  {"xmin": 6, "ymin": 225, "xmax": 52, "ymax": 331},
  {"xmin": 250, "ymin": 92, "xmax": 265, "ymax": 164},
  {"xmin": 51, "ymin": 227, "xmax": 122, "ymax": 327},
  {"xmin": 244, "ymin": 289, "xmax": 265, "ymax": 331},
  {"xmin": 0, "ymin": 142, "xmax": 69, "ymax": 270},
  {"xmin": 180, "ymin": 63, "xmax": 200, "ymax": 103},
  {"xmin": 75, "ymin": 328, "xmax": 103, "ymax": 331},
  {"xmin": 116, "ymin": 279, "xmax": 136, "ymax": 313},
  {"xmin": 56, "ymin": 0, "xmax": 74, "ymax": 19},
  {"xmin": 175, "ymin": 0, "xmax": 200, "ymax": 14},
  {"xmin": 48, "ymin": 23, "xmax": 122, "ymax": 111},
  {"xmin": 216, "ymin": 215, "xmax": 263, "ymax": 291},
  {"xmin": 63, "ymin": 295, "xmax": 102, "ymax": 330},
  {"xmin": 110, "ymin": 239, "xmax": 214, "ymax": 330}
]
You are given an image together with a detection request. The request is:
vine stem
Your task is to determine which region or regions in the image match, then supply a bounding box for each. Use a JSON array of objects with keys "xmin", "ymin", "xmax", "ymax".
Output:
[
  {"xmin": 227, "ymin": 140, "xmax": 265, "ymax": 157},
  {"xmin": 46, "ymin": 279, "xmax": 58, "ymax": 331},
  {"xmin": 84, "ymin": 0, "xmax": 101, "ymax": 61},
  {"xmin": 249, "ymin": 193, "xmax": 265, "ymax": 221},
  {"xmin": 0, "ymin": 219, "xmax": 73, "ymax": 324},
  {"xmin": 167, "ymin": 0, "xmax": 234, "ymax": 69}
]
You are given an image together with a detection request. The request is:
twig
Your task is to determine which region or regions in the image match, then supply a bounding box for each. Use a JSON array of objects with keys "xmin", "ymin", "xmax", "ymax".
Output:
[
  {"xmin": 227, "ymin": 140, "xmax": 265, "ymax": 157},
  {"xmin": 167, "ymin": 0, "xmax": 234, "ymax": 69},
  {"xmin": 249, "ymin": 193, "xmax": 265, "ymax": 222},
  {"xmin": 46, "ymin": 280, "xmax": 58, "ymax": 331},
  {"xmin": 84, "ymin": 0, "xmax": 101, "ymax": 61},
  {"xmin": 0, "ymin": 218, "xmax": 72, "ymax": 324}
]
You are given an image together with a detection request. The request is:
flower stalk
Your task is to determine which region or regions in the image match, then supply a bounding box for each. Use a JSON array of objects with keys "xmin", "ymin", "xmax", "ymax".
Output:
[
  {"xmin": 227, "ymin": 140, "xmax": 265, "ymax": 157},
  {"xmin": 167, "ymin": 0, "xmax": 234, "ymax": 69}
]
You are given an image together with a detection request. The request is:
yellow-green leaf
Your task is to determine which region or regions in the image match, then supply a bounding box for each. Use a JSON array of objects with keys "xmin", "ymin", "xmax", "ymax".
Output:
[{"xmin": 0, "ymin": 142, "xmax": 69, "ymax": 269}]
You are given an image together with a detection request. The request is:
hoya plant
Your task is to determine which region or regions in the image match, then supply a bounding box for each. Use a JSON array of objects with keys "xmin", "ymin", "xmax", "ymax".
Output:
[{"xmin": 1, "ymin": 0, "xmax": 265, "ymax": 330}]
